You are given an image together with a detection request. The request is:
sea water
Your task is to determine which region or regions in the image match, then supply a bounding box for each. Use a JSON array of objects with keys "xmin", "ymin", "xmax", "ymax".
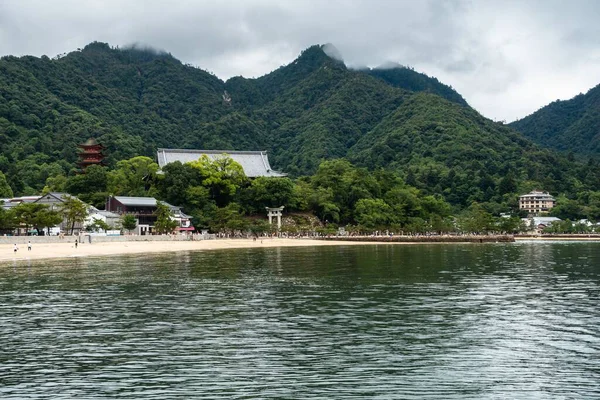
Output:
[{"xmin": 0, "ymin": 242, "xmax": 599, "ymax": 398}]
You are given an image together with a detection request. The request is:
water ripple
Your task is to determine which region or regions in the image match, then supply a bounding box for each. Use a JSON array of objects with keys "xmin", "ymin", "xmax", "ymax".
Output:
[{"xmin": 0, "ymin": 243, "xmax": 599, "ymax": 398}]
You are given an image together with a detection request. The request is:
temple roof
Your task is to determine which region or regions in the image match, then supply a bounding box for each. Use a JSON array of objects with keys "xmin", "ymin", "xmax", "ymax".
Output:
[
  {"xmin": 156, "ymin": 149, "xmax": 287, "ymax": 178},
  {"xmin": 79, "ymin": 138, "xmax": 105, "ymax": 148},
  {"xmin": 113, "ymin": 196, "xmax": 179, "ymax": 210}
]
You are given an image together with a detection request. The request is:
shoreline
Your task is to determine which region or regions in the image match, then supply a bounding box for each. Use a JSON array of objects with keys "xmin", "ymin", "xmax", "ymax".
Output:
[
  {"xmin": 3, "ymin": 234, "xmax": 599, "ymax": 264},
  {"xmin": 514, "ymin": 235, "xmax": 600, "ymax": 241},
  {"xmin": 0, "ymin": 238, "xmax": 394, "ymax": 264}
]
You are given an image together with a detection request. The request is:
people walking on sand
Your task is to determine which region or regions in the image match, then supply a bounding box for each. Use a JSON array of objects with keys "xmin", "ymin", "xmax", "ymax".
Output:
[
  {"xmin": 75, "ymin": 239, "xmax": 78, "ymax": 249},
  {"xmin": 27, "ymin": 241, "xmax": 31, "ymax": 251},
  {"xmin": 14, "ymin": 244, "xmax": 18, "ymax": 253}
]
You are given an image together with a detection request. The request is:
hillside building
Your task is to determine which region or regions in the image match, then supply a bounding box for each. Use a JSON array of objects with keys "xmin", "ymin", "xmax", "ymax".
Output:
[
  {"xmin": 156, "ymin": 149, "xmax": 286, "ymax": 178},
  {"xmin": 519, "ymin": 190, "xmax": 555, "ymax": 214}
]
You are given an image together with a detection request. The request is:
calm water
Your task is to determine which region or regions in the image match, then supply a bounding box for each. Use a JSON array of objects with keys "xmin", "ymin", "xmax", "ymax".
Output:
[{"xmin": 0, "ymin": 242, "xmax": 599, "ymax": 399}]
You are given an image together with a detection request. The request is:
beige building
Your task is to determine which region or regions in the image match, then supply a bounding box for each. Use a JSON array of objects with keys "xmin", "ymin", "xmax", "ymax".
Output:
[{"xmin": 519, "ymin": 190, "xmax": 556, "ymax": 214}]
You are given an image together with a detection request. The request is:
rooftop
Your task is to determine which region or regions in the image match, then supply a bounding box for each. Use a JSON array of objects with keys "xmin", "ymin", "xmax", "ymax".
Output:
[
  {"xmin": 114, "ymin": 196, "xmax": 159, "ymax": 207},
  {"xmin": 529, "ymin": 217, "xmax": 561, "ymax": 224},
  {"xmin": 79, "ymin": 138, "xmax": 104, "ymax": 147},
  {"xmin": 519, "ymin": 190, "xmax": 555, "ymax": 199},
  {"xmin": 156, "ymin": 148, "xmax": 286, "ymax": 178},
  {"xmin": 113, "ymin": 196, "xmax": 178, "ymax": 210}
]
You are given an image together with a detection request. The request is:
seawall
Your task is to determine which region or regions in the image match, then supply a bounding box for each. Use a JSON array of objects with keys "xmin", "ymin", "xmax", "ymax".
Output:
[{"xmin": 317, "ymin": 235, "xmax": 515, "ymax": 243}]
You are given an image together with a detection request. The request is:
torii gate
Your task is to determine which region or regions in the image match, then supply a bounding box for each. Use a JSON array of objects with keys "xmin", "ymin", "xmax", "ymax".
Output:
[{"xmin": 266, "ymin": 206, "xmax": 285, "ymax": 229}]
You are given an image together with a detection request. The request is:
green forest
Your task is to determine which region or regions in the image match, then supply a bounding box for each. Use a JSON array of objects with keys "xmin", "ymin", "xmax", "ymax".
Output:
[
  {"xmin": 1, "ymin": 42, "xmax": 600, "ymax": 232},
  {"xmin": 510, "ymin": 83, "xmax": 600, "ymax": 156}
]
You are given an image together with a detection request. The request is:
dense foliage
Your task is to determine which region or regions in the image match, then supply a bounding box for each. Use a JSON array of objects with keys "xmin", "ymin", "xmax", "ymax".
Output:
[
  {"xmin": 362, "ymin": 64, "xmax": 468, "ymax": 106},
  {"xmin": 510, "ymin": 83, "xmax": 600, "ymax": 156}
]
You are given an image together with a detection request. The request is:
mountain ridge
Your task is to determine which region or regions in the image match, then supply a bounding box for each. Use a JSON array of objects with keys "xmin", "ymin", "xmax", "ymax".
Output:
[
  {"xmin": 510, "ymin": 83, "xmax": 600, "ymax": 156},
  {"xmin": 1, "ymin": 41, "xmax": 598, "ymax": 208}
]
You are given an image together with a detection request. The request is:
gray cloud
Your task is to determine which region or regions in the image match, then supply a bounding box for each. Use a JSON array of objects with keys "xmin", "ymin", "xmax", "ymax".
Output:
[{"xmin": 1, "ymin": 0, "xmax": 599, "ymax": 121}]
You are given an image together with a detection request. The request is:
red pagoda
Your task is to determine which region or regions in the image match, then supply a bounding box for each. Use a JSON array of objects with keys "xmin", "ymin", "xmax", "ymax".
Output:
[{"xmin": 77, "ymin": 138, "xmax": 106, "ymax": 172}]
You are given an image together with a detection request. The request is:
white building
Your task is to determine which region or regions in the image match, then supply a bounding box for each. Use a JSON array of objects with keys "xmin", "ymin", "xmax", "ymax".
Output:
[
  {"xmin": 523, "ymin": 216, "xmax": 561, "ymax": 233},
  {"xmin": 519, "ymin": 190, "xmax": 555, "ymax": 214},
  {"xmin": 85, "ymin": 207, "xmax": 121, "ymax": 232}
]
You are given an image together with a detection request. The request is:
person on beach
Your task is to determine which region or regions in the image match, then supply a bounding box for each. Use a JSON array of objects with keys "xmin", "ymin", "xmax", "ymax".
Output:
[
  {"xmin": 27, "ymin": 241, "xmax": 31, "ymax": 251},
  {"xmin": 75, "ymin": 239, "xmax": 78, "ymax": 249},
  {"xmin": 14, "ymin": 244, "xmax": 18, "ymax": 253}
]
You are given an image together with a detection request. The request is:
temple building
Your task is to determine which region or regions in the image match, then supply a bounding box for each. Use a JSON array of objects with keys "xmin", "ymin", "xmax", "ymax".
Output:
[
  {"xmin": 105, "ymin": 196, "xmax": 193, "ymax": 235},
  {"xmin": 156, "ymin": 149, "xmax": 286, "ymax": 178},
  {"xmin": 77, "ymin": 138, "xmax": 106, "ymax": 172},
  {"xmin": 519, "ymin": 190, "xmax": 556, "ymax": 214}
]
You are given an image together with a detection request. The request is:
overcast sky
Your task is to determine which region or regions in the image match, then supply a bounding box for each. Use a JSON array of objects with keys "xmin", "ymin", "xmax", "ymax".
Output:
[{"xmin": 1, "ymin": 0, "xmax": 599, "ymax": 122}]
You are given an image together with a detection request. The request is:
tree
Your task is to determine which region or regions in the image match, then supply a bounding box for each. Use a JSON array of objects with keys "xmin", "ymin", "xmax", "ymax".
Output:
[
  {"xmin": 311, "ymin": 159, "xmax": 380, "ymax": 223},
  {"xmin": 354, "ymin": 198, "xmax": 394, "ymax": 230},
  {"xmin": 154, "ymin": 201, "xmax": 178, "ymax": 234},
  {"xmin": 498, "ymin": 172, "xmax": 517, "ymax": 195},
  {"xmin": 121, "ymin": 214, "xmax": 137, "ymax": 234},
  {"xmin": 550, "ymin": 195, "xmax": 584, "ymax": 220},
  {"xmin": 42, "ymin": 174, "xmax": 68, "ymax": 194},
  {"xmin": 209, "ymin": 203, "xmax": 247, "ymax": 234},
  {"xmin": 11, "ymin": 203, "xmax": 63, "ymax": 235},
  {"xmin": 59, "ymin": 195, "xmax": 88, "ymax": 234},
  {"xmin": 156, "ymin": 161, "xmax": 201, "ymax": 209},
  {"xmin": 34, "ymin": 207, "xmax": 63, "ymax": 235},
  {"xmin": 498, "ymin": 216, "xmax": 526, "ymax": 234},
  {"xmin": 11, "ymin": 203, "xmax": 42, "ymax": 233},
  {"xmin": 0, "ymin": 204, "xmax": 16, "ymax": 231},
  {"xmin": 241, "ymin": 177, "xmax": 296, "ymax": 213},
  {"xmin": 457, "ymin": 203, "xmax": 495, "ymax": 233},
  {"xmin": 0, "ymin": 171, "xmax": 13, "ymax": 197},
  {"xmin": 66, "ymin": 165, "xmax": 108, "ymax": 195},
  {"xmin": 188, "ymin": 155, "xmax": 247, "ymax": 206},
  {"xmin": 249, "ymin": 219, "xmax": 271, "ymax": 237},
  {"xmin": 309, "ymin": 187, "xmax": 340, "ymax": 223},
  {"xmin": 86, "ymin": 217, "xmax": 110, "ymax": 233},
  {"xmin": 107, "ymin": 156, "xmax": 159, "ymax": 196}
]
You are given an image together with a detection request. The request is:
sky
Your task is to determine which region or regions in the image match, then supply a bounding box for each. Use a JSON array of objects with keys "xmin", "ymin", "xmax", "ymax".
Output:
[{"xmin": 1, "ymin": 0, "xmax": 599, "ymax": 122}]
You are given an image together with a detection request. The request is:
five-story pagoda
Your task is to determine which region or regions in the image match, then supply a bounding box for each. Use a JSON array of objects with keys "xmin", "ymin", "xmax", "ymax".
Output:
[{"xmin": 77, "ymin": 138, "xmax": 106, "ymax": 172}]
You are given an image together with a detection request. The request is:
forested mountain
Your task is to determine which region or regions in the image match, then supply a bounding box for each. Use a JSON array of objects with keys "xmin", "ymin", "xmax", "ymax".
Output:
[
  {"xmin": 510, "ymin": 84, "xmax": 600, "ymax": 155},
  {"xmin": 361, "ymin": 63, "xmax": 468, "ymax": 106},
  {"xmin": 1, "ymin": 41, "xmax": 599, "ymax": 212}
]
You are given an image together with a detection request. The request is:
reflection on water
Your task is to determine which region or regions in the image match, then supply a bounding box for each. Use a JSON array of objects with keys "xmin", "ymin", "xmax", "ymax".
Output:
[{"xmin": 0, "ymin": 243, "xmax": 599, "ymax": 398}]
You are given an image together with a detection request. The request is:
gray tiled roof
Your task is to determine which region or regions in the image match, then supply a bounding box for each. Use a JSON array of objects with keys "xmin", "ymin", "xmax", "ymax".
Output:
[
  {"xmin": 529, "ymin": 217, "xmax": 561, "ymax": 225},
  {"xmin": 114, "ymin": 196, "xmax": 159, "ymax": 206},
  {"xmin": 96, "ymin": 210, "xmax": 121, "ymax": 218},
  {"xmin": 113, "ymin": 196, "xmax": 179, "ymax": 210},
  {"xmin": 1, "ymin": 196, "xmax": 42, "ymax": 209},
  {"xmin": 156, "ymin": 149, "xmax": 286, "ymax": 178}
]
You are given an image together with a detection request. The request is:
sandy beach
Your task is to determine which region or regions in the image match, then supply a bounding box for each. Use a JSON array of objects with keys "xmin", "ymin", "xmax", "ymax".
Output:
[{"xmin": 0, "ymin": 238, "xmax": 370, "ymax": 263}]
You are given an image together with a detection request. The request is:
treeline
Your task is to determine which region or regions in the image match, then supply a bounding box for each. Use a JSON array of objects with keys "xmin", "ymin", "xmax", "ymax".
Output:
[
  {"xmin": 6, "ymin": 154, "xmax": 600, "ymax": 235},
  {"xmin": 0, "ymin": 195, "xmax": 86, "ymax": 235},
  {"xmin": 30, "ymin": 155, "xmax": 528, "ymax": 234}
]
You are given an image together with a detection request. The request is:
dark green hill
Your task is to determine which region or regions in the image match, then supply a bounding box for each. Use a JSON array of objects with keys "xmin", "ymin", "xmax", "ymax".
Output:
[
  {"xmin": 510, "ymin": 84, "xmax": 600, "ymax": 155},
  {"xmin": 348, "ymin": 92, "xmax": 582, "ymax": 206},
  {"xmin": 0, "ymin": 42, "xmax": 597, "ymax": 206},
  {"xmin": 362, "ymin": 64, "xmax": 468, "ymax": 106}
]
